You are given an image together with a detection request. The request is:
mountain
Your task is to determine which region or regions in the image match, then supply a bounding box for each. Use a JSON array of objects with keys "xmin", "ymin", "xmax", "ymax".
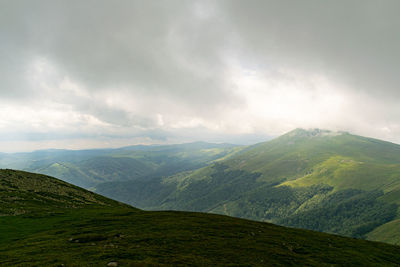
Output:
[
  {"xmin": 0, "ymin": 169, "xmax": 121, "ymax": 215},
  {"xmin": 0, "ymin": 142, "xmax": 241, "ymax": 188},
  {"xmin": 1, "ymin": 169, "xmax": 400, "ymax": 265},
  {"xmin": 95, "ymin": 129, "xmax": 400, "ymax": 245}
]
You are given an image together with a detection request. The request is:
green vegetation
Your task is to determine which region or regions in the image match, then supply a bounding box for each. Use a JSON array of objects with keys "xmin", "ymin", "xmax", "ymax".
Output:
[
  {"xmin": 1, "ymin": 169, "xmax": 400, "ymax": 266},
  {"xmin": 0, "ymin": 142, "xmax": 240, "ymax": 188},
  {"xmin": 0, "ymin": 169, "xmax": 120, "ymax": 216},
  {"xmin": 94, "ymin": 129, "xmax": 400, "ymax": 245},
  {"xmin": 366, "ymin": 219, "xmax": 400, "ymax": 245},
  {"xmin": 2, "ymin": 129, "xmax": 400, "ymax": 246},
  {"xmin": 278, "ymin": 189, "xmax": 397, "ymax": 238}
]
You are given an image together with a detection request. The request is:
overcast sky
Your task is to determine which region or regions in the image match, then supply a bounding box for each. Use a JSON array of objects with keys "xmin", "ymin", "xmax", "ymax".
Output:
[{"xmin": 1, "ymin": 0, "xmax": 399, "ymax": 152}]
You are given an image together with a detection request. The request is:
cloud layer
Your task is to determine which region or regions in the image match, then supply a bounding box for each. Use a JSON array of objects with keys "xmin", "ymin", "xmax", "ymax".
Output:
[{"xmin": 0, "ymin": 0, "xmax": 399, "ymax": 151}]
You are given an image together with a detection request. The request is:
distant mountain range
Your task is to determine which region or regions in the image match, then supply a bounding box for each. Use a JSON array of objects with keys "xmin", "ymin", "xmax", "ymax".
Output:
[
  {"xmin": 1, "ymin": 129, "xmax": 399, "ymax": 245},
  {"xmin": 1, "ymin": 169, "xmax": 400, "ymax": 265},
  {"xmin": 0, "ymin": 142, "xmax": 241, "ymax": 188}
]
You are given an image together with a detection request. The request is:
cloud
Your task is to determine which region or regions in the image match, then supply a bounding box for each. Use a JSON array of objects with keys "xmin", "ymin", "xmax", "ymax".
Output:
[
  {"xmin": 222, "ymin": 0, "xmax": 400, "ymax": 99},
  {"xmin": 0, "ymin": 0, "xmax": 399, "ymax": 151},
  {"xmin": 1, "ymin": 0, "xmax": 239, "ymax": 106}
]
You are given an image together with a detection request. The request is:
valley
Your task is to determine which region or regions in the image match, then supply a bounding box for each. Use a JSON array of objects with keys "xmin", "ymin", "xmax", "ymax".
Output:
[
  {"xmin": 1, "ymin": 169, "xmax": 400, "ymax": 265},
  {"xmin": 95, "ymin": 129, "xmax": 400, "ymax": 244},
  {"xmin": 1, "ymin": 129, "xmax": 400, "ymax": 246}
]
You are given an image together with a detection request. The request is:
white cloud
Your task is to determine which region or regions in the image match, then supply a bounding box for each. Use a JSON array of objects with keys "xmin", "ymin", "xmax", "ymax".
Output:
[{"xmin": 0, "ymin": 0, "xmax": 399, "ymax": 152}]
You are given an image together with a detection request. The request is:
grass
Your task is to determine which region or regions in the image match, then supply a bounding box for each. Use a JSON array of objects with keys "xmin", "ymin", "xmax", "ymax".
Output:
[
  {"xmin": 366, "ymin": 219, "xmax": 400, "ymax": 245},
  {"xmin": 2, "ymin": 207, "xmax": 400, "ymax": 266},
  {"xmin": 1, "ymin": 169, "xmax": 400, "ymax": 265},
  {"xmin": 281, "ymin": 156, "xmax": 400, "ymax": 192}
]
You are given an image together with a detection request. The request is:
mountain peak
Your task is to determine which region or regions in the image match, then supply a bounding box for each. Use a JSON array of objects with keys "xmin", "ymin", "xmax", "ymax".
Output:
[{"xmin": 287, "ymin": 128, "xmax": 346, "ymax": 138}]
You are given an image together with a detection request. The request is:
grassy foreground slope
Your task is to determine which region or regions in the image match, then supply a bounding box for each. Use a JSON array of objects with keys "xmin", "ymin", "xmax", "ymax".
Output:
[
  {"xmin": 96, "ymin": 129, "xmax": 400, "ymax": 244},
  {"xmin": 1, "ymin": 170, "xmax": 400, "ymax": 266}
]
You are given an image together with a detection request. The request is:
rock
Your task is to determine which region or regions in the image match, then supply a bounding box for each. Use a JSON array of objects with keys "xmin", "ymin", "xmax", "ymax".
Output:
[{"xmin": 107, "ymin": 262, "xmax": 118, "ymax": 266}]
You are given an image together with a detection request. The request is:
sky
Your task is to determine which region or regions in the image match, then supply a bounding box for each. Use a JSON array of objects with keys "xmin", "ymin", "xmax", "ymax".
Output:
[{"xmin": 1, "ymin": 0, "xmax": 400, "ymax": 152}]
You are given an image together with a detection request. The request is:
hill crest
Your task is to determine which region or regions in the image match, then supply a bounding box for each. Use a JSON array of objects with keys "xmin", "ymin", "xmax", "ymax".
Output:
[{"xmin": 0, "ymin": 169, "xmax": 122, "ymax": 216}]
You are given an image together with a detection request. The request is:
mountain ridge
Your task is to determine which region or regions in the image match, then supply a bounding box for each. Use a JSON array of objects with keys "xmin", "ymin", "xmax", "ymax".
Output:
[
  {"xmin": 95, "ymin": 129, "xmax": 400, "ymax": 245},
  {"xmin": 0, "ymin": 142, "xmax": 242, "ymax": 188}
]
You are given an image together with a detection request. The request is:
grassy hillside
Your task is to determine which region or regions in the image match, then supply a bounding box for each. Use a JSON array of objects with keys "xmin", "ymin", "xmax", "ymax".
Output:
[
  {"xmin": 1, "ymin": 169, "xmax": 400, "ymax": 266},
  {"xmin": 0, "ymin": 142, "xmax": 240, "ymax": 188},
  {"xmin": 96, "ymin": 129, "xmax": 400, "ymax": 244},
  {"xmin": 0, "ymin": 169, "xmax": 121, "ymax": 215},
  {"xmin": 366, "ymin": 219, "xmax": 400, "ymax": 245}
]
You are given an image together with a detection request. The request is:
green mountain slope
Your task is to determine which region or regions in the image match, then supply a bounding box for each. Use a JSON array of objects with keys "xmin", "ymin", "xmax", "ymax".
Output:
[
  {"xmin": 0, "ymin": 169, "xmax": 121, "ymax": 216},
  {"xmin": 0, "ymin": 142, "xmax": 241, "ymax": 188},
  {"xmin": 366, "ymin": 219, "xmax": 400, "ymax": 245},
  {"xmin": 1, "ymin": 169, "xmax": 400, "ymax": 266},
  {"xmin": 96, "ymin": 129, "xmax": 400, "ymax": 244}
]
